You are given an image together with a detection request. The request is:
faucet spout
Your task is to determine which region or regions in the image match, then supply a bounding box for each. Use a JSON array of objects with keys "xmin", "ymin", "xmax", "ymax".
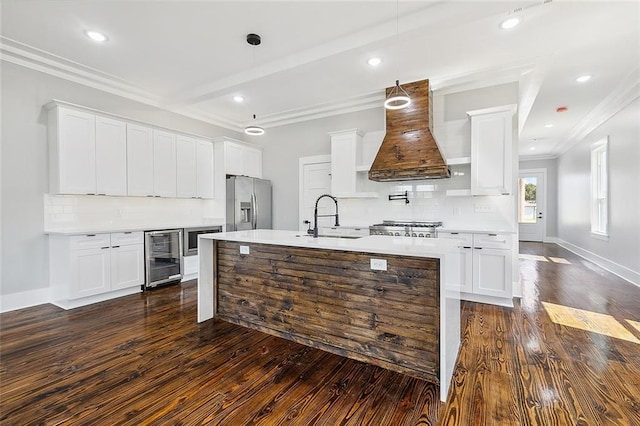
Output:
[{"xmin": 313, "ymin": 194, "xmax": 339, "ymax": 238}]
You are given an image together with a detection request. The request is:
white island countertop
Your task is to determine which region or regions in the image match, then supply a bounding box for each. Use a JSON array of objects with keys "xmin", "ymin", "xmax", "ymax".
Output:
[{"xmin": 200, "ymin": 229, "xmax": 460, "ymax": 259}]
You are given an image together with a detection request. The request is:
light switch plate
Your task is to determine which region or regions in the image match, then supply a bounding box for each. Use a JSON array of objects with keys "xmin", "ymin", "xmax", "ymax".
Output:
[
  {"xmin": 370, "ymin": 258, "xmax": 387, "ymax": 271},
  {"xmin": 239, "ymin": 245, "xmax": 250, "ymax": 255}
]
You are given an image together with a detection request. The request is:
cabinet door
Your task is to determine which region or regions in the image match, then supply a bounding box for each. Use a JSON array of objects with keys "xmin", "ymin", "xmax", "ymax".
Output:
[
  {"xmin": 196, "ymin": 140, "xmax": 214, "ymax": 199},
  {"xmin": 225, "ymin": 142, "xmax": 244, "ymax": 175},
  {"xmin": 95, "ymin": 116, "xmax": 127, "ymax": 196},
  {"xmin": 57, "ymin": 108, "xmax": 96, "ymax": 194},
  {"xmin": 126, "ymin": 123, "xmax": 154, "ymax": 197},
  {"xmin": 110, "ymin": 244, "xmax": 144, "ymax": 290},
  {"xmin": 330, "ymin": 134, "xmax": 357, "ymax": 195},
  {"xmin": 153, "ymin": 130, "xmax": 177, "ymax": 197},
  {"xmin": 243, "ymin": 147, "xmax": 262, "ymax": 178},
  {"xmin": 176, "ymin": 135, "xmax": 197, "ymax": 198},
  {"xmin": 469, "ymin": 108, "xmax": 514, "ymax": 195},
  {"xmin": 70, "ymin": 247, "xmax": 111, "ymax": 299},
  {"xmin": 472, "ymin": 248, "xmax": 512, "ymax": 298}
]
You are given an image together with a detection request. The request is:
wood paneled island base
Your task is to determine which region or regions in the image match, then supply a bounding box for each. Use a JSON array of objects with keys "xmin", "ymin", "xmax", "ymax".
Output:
[{"xmin": 215, "ymin": 240, "xmax": 441, "ymax": 384}]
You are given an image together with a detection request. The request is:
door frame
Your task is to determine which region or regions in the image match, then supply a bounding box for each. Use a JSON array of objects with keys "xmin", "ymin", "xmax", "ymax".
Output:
[
  {"xmin": 518, "ymin": 168, "xmax": 547, "ymax": 242},
  {"xmin": 298, "ymin": 155, "xmax": 331, "ymax": 232}
]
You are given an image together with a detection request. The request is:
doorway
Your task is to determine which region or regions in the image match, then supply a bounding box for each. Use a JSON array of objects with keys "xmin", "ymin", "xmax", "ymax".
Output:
[
  {"xmin": 518, "ymin": 169, "xmax": 546, "ymax": 242},
  {"xmin": 299, "ymin": 155, "xmax": 332, "ymax": 233}
]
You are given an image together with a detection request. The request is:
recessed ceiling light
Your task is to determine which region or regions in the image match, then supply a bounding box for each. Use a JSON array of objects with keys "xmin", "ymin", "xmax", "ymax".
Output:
[
  {"xmin": 367, "ymin": 57, "xmax": 382, "ymax": 67},
  {"xmin": 233, "ymin": 95, "xmax": 244, "ymax": 103},
  {"xmin": 544, "ymin": 124, "xmax": 553, "ymax": 128},
  {"xmin": 576, "ymin": 75, "xmax": 592, "ymax": 83},
  {"xmin": 530, "ymin": 147, "xmax": 536, "ymax": 150},
  {"xmin": 499, "ymin": 16, "xmax": 521, "ymax": 30},
  {"xmin": 84, "ymin": 30, "xmax": 108, "ymax": 42}
]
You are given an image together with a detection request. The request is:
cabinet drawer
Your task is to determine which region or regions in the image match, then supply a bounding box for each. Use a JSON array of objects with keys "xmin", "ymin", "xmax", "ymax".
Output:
[
  {"xmin": 438, "ymin": 232, "xmax": 473, "ymax": 247},
  {"xmin": 473, "ymin": 233, "xmax": 512, "ymax": 249},
  {"xmin": 69, "ymin": 233, "xmax": 111, "ymax": 250},
  {"xmin": 111, "ymin": 231, "xmax": 143, "ymax": 246}
]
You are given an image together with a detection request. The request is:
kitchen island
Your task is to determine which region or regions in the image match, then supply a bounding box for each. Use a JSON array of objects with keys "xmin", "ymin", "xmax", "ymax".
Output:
[{"xmin": 198, "ymin": 230, "xmax": 461, "ymax": 401}]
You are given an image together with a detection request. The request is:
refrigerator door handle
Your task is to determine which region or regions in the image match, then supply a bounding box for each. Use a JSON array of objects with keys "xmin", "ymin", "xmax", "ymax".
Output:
[{"xmin": 251, "ymin": 192, "xmax": 258, "ymax": 229}]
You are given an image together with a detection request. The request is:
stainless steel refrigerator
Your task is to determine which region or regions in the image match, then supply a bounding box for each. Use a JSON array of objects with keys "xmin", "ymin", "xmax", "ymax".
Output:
[{"xmin": 226, "ymin": 176, "xmax": 272, "ymax": 231}]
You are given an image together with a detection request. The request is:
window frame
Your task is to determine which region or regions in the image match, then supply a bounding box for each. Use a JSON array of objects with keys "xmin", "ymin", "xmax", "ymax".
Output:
[{"xmin": 590, "ymin": 137, "xmax": 609, "ymax": 238}]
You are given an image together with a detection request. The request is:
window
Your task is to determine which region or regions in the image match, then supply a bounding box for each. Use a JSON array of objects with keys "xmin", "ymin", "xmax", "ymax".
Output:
[{"xmin": 590, "ymin": 138, "xmax": 608, "ymax": 237}]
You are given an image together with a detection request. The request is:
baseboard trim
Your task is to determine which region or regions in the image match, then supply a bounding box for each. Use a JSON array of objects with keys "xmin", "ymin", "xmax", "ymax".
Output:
[
  {"xmin": 0, "ymin": 288, "xmax": 52, "ymax": 313},
  {"xmin": 543, "ymin": 237, "xmax": 558, "ymax": 244},
  {"xmin": 51, "ymin": 287, "xmax": 142, "ymax": 310},
  {"xmin": 460, "ymin": 292, "xmax": 514, "ymax": 308},
  {"xmin": 555, "ymin": 239, "xmax": 640, "ymax": 287}
]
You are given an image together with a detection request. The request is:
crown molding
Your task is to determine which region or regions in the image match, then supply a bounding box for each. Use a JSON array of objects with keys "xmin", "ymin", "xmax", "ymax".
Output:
[
  {"xmin": 1, "ymin": 36, "xmax": 242, "ymax": 132},
  {"xmin": 553, "ymin": 67, "xmax": 640, "ymax": 157},
  {"xmin": 519, "ymin": 153, "xmax": 558, "ymax": 161}
]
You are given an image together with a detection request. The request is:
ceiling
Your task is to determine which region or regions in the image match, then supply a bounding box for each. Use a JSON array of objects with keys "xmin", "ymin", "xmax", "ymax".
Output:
[{"xmin": 1, "ymin": 1, "xmax": 638, "ymax": 159}]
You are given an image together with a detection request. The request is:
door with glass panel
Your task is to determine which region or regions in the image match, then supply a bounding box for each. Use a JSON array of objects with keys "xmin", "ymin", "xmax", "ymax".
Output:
[{"xmin": 518, "ymin": 171, "xmax": 545, "ymax": 242}]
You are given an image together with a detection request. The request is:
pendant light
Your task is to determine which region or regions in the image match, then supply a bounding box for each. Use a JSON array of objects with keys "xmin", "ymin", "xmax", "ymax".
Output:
[
  {"xmin": 384, "ymin": 0, "xmax": 411, "ymax": 110},
  {"xmin": 244, "ymin": 33, "xmax": 265, "ymax": 136}
]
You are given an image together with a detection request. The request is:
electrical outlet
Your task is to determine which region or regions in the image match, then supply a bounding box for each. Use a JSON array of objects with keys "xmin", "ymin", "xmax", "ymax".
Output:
[
  {"xmin": 239, "ymin": 245, "xmax": 250, "ymax": 255},
  {"xmin": 370, "ymin": 258, "xmax": 387, "ymax": 271},
  {"xmin": 474, "ymin": 204, "xmax": 492, "ymax": 213}
]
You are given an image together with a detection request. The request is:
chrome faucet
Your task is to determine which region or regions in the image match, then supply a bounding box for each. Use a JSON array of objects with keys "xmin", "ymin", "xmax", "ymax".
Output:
[{"xmin": 313, "ymin": 194, "xmax": 339, "ymax": 238}]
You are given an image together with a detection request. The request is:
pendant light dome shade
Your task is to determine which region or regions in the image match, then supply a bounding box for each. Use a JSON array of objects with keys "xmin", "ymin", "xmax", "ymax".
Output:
[
  {"xmin": 384, "ymin": 80, "xmax": 411, "ymax": 110},
  {"xmin": 245, "ymin": 114, "xmax": 265, "ymax": 136}
]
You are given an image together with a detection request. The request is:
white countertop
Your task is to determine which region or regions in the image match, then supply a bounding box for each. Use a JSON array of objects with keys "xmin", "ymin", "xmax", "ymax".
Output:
[
  {"xmin": 45, "ymin": 220, "xmax": 225, "ymax": 235},
  {"xmin": 201, "ymin": 229, "xmax": 460, "ymax": 259}
]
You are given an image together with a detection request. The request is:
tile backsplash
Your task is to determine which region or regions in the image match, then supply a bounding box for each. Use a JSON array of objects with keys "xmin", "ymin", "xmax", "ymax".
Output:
[{"xmin": 44, "ymin": 194, "xmax": 224, "ymax": 231}]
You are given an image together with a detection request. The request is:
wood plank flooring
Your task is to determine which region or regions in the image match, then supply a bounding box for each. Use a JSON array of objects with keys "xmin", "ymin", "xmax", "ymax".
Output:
[{"xmin": 1, "ymin": 242, "xmax": 639, "ymax": 425}]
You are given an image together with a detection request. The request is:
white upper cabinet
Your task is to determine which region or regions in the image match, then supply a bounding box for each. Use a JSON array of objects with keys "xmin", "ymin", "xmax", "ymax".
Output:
[
  {"xmin": 126, "ymin": 123, "xmax": 154, "ymax": 197},
  {"xmin": 219, "ymin": 139, "xmax": 263, "ymax": 178},
  {"xmin": 196, "ymin": 139, "xmax": 215, "ymax": 199},
  {"xmin": 328, "ymin": 128, "xmax": 378, "ymax": 198},
  {"xmin": 152, "ymin": 129, "xmax": 177, "ymax": 197},
  {"xmin": 468, "ymin": 105, "xmax": 516, "ymax": 196},
  {"xmin": 176, "ymin": 135, "xmax": 197, "ymax": 198},
  {"xmin": 49, "ymin": 107, "xmax": 96, "ymax": 195},
  {"xmin": 95, "ymin": 116, "xmax": 127, "ymax": 196}
]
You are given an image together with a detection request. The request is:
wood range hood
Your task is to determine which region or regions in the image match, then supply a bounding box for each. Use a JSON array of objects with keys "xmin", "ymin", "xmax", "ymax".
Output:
[{"xmin": 369, "ymin": 79, "xmax": 450, "ymax": 181}]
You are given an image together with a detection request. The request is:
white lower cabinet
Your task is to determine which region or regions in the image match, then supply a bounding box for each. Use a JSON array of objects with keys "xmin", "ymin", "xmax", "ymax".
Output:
[
  {"xmin": 439, "ymin": 232, "xmax": 512, "ymax": 304},
  {"xmin": 50, "ymin": 232, "xmax": 144, "ymax": 307}
]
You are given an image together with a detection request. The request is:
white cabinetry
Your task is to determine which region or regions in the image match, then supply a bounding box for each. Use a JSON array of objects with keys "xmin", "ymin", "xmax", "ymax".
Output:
[
  {"xmin": 176, "ymin": 135, "xmax": 197, "ymax": 198},
  {"xmin": 196, "ymin": 140, "xmax": 215, "ymax": 199},
  {"xmin": 176, "ymin": 136, "xmax": 215, "ymax": 199},
  {"xmin": 48, "ymin": 107, "xmax": 96, "ymax": 195},
  {"xmin": 467, "ymin": 105, "xmax": 516, "ymax": 195},
  {"xmin": 217, "ymin": 138, "xmax": 263, "ymax": 178},
  {"xmin": 153, "ymin": 129, "xmax": 177, "ymax": 197},
  {"xmin": 329, "ymin": 128, "xmax": 378, "ymax": 198},
  {"xmin": 126, "ymin": 123, "xmax": 154, "ymax": 197},
  {"xmin": 48, "ymin": 106, "xmax": 128, "ymax": 196},
  {"xmin": 95, "ymin": 116, "xmax": 127, "ymax": 196},
  {"xmin": 50, "ymin": 232, "xmax": 144, "ymax": 308},
  {"xmin": 439, "ymin": 231, "xmax": 513, "ymax": 305}
]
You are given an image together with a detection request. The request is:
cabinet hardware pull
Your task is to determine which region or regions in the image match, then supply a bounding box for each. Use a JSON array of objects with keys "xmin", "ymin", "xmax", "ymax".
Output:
[
  {"xmin": 98, "ymin": 193, "xmax": 106, "ymax": 196},
  {"xmin": 86, "ymin": 234, "xmax": 96, "ymax": 237},
  {"xmin": 451, "ymin": 232, "xmax": 459, "ymax": 234},
  {"xmin": 86, "ymin": 193, "xmax": 94, "ymax": 195},
  {"xmin": 463, "ymin": 246, "xmax": 471, "ymax": 249},
  {"xmin": 488, "ymin": 233, "xmax": 497, "ymax": 236},
  {"xmin": 101, "ymin": 246, "xmax": 109, "ymax": 249},
  {"xmin": 475, "ymin": 247, "xmax": 483, "ymax": 250},
  {"xmin": 124, "ymin": 232, "xmax": 132, "ymax": 234},
  {"xmin": 146, "ymin": 195, "xmax": 154, "ymax": 197},
  {"xmin": 111, "ymin": 245, "xmax": 120, "ymax": 248}
]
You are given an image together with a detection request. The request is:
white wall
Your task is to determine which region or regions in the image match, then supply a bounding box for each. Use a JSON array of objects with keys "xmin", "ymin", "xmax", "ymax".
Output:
[
  {"xmin": 557, "ymin": 97, "xmax": 640, "ymax": 284},
  {"xmin": 519, "ymin": 158, "xmax": 558, "ymax": 239},
  {"xmin": 0, "ymin": 62, "xmax": 242, "ymax": 299}
]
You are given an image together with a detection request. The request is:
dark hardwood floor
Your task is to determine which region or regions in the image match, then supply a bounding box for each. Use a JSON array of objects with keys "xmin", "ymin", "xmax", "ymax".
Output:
[{"xmin": 1, "ymin": 242, "xmax": 639, "ymax": 425}]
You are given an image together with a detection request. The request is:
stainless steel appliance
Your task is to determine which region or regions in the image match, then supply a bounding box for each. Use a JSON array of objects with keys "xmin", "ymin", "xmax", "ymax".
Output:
[
  {"xmin": 226, "ymin": 175, "xmax": 272, "ymax": 231},
  {"xmin": 369, "ymin": 220, "xmax": 443, "ymax": 238},
  {"xmin": 183, "ymin": 226, "xmax": 222, "ymax": 256},
  {"xmin": 144, "ymin": 229, "xmax": 183, "ymax": 289}
]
